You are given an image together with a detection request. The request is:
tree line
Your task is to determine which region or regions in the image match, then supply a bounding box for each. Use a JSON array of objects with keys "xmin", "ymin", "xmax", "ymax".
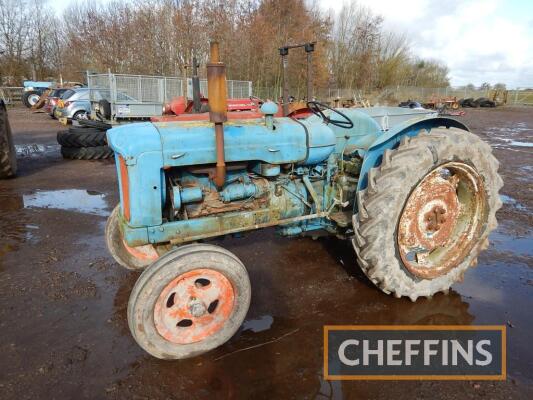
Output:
[{"xmin": 0, "ymin": 0, "xmax": 452, "ymax": 97}]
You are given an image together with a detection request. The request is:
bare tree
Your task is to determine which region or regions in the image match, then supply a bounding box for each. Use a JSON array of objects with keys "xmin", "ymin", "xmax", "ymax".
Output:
[
  {"xmin": 0, "ymin": 0, "xmax": 454, "ymax": 93},
  {"xmin": 0, "ymin": 0, "xmax": 31, "ymax": 83}
]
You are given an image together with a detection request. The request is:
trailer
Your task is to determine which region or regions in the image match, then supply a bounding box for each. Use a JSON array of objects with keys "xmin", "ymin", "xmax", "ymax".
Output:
[{"xmin": 86, "ymin": 72, "xmax": 252, "ymax": 123}]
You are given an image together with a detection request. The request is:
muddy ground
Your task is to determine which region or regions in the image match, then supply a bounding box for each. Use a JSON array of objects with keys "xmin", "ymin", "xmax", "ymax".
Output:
[{"xmin": 0, "ymin": 107, "xmax": 531, "ymax": 399}]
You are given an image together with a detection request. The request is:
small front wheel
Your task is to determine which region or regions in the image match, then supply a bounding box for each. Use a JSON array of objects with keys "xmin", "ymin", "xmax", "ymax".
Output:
[
  {"xmin": 127, "ymin": 244, "xmax": 251, "ymax": 359},
  {"xmin": 105, "ymin": 205, "xmax": 161, "ymax": 270}
]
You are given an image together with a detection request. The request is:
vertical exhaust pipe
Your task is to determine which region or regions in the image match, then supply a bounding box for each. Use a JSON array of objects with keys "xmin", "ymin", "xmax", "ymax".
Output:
[
  {"xmin": 191, "ymin": 56, "xmax": 201, "ymax": 113},
  {"xmin": 207, "ymin": 41, "xmax": 228, "ymax": 189}
]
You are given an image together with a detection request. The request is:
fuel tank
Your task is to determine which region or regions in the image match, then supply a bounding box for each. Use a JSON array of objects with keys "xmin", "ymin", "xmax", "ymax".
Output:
[{"xmin": 107, "ymin": 117, "xmax": 337, "ymax": 167}]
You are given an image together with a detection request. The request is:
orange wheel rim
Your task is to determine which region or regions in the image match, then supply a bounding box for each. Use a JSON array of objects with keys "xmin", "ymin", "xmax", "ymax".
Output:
[{"xmin": 154, "ymin": 269, "xmax": 235, "ymax": 344}]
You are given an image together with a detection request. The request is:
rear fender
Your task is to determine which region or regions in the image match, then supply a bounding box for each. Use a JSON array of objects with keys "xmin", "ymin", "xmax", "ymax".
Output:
[{"xmin": 357, "ymin": 117, "xmax": 469, "ymax": 192}]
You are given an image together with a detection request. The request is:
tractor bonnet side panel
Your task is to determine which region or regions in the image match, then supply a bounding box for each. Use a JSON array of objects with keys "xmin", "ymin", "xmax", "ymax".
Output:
[{"xmin": 155, "ymin": 118, "xmax": 309, "ymax": 166}]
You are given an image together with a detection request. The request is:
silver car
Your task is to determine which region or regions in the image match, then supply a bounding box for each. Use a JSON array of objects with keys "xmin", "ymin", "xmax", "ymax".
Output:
[{"xmin": 55, "ymin": 88, "xmax": 91, "ymax": 120}]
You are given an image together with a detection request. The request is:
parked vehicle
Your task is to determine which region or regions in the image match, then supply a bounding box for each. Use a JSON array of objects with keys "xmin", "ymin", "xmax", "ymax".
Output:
[
  {"xmin": 0, "ymin": 100, "xmax": 17, "ymax": 178},
  {"xmin": 44, "ymin": 88, "xmax": 69, "ymax": 117},
  {"xmin": 22, "ymin": 80, "xmax": 53, "ymax": 108},
  {"xmin": 54, "ymin": 88, "xmax": 91, "ymax": 121},
  {"xmin": 105, "ymin": 43, "xmax": 503, "ymax": 360}
]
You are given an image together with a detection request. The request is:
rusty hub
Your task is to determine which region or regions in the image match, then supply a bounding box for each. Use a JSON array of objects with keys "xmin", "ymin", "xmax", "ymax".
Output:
[
  {"xmin": 154, "ymin": 269, "xmax": 235, "ymax": 344},
  {"xmin": 424, "ymin": 205, "xmax": 447, "ymax": 231},
  {"xmin": 397, "ymin": 162, "xmax": 487, "ymax": 279}
]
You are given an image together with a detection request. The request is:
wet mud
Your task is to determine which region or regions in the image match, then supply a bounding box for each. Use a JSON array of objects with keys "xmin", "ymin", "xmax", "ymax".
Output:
[{"xmin": 0, "ymin": 106, "xmax": 531, "ymax": 399}]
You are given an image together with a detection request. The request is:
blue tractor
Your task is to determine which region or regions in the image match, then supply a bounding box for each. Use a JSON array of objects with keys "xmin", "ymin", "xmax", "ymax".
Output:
[{"xmin": 105, "ymin": 43, "xmax": 502, "ymax": 359}]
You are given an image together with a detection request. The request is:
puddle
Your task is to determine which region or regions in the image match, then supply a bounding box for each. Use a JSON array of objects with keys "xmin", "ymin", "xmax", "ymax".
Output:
[
  {"xmin": 489, "ymin": 230, "xmax": 533, "ymax": 257},
  {"xmin": 500, "ymin": 194, "xmax": 528, "ymax": 212},
  {"xmin": 507, "ymin": 140, "xmax": 533, "ymax": 148},
  {"xmin": 0, "ymin": 196, "xmax": 34, "ymax": 261},
  {"xmin": 484, "ymin": 122, "xmax": 533, "ymax": 149},
  {"xmin": 242, "ymin": 315, "xmax": 274, "ymax": 333},
  {"xmin": 23, "ymin": 189, "xmax": 110, "ymax": 216},
  {"xmin": 15, "ymin": 144, "xmax": 60, "ymax": 157}
]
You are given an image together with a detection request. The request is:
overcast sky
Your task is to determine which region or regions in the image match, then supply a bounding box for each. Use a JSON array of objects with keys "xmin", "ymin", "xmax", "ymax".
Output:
[
  {"xmin": 321, "ymin": 0, "xmax": 532, "ymax": 88},
  {"xmin": 50, "ymin": 0, "xmax": 532, "ymax": 88}
]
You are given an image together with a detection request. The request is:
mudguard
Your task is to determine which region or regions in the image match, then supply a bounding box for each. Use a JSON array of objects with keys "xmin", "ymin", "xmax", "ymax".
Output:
[{"xmin": 357, "ymin": 117, "xmax": 469, "ymax": 191}]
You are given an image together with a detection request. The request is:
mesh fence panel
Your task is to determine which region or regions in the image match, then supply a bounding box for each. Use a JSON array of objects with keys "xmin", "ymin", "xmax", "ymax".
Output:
[
  {"xmin": 227, "ymin": 81, "xmax": 252, "ymax": 98},
  {"xmin": 88, "ymin": 73, "xmax": 250, "ymax": 104},
  {"xmin": 199, "ymin": 79, "xmax": 208, "ymax": 98},
  {"xmin": 115, "ymin": 75, "xmax": 142, "ymax": 102},
  {"xmin": 164, "ymin": 78, "xmax": 184, "ymax": 102},
  {"xmin": 195, "ymin": 79, "xmax": 251, "ymax": 98},
  {"xmin": 87, "ymin": 74, "xmax": 111, "ymax": 102}
]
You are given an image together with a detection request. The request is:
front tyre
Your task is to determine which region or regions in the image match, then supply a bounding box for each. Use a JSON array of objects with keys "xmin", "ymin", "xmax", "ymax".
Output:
[
  {"xmin": 128, "ymin": 244, "xmax": 251, "ymax": 359},
  {"xmin": 353, "ymin": 128, "xmax": 503, "ymax": 301},
  {"xmin": 105, "ymin": 205, "xmax": 161, "ymax": 270}
]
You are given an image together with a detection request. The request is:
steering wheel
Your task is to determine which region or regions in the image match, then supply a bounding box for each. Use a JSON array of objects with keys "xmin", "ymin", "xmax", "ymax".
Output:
[{"xmin": 306, "ymin": 101, "xmax": 354, "ymax": 129}]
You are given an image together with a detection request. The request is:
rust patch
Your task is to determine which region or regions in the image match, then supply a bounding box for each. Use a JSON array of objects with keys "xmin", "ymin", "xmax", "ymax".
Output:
[
  {"xmin": 184, "ymin": 185, "xmax": 268, "ymax": 219},
  {"xmin": 398, "ymin": 162, "xmax": 487, "ymax": 279},
  {"xmin": 153, "ymin": 269, "xmax": 234, "ymax": 344}
]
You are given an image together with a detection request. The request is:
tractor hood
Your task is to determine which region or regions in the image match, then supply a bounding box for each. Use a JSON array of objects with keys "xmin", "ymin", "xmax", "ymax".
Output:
[
  {"xmin": 107, "ymin": 117, "xmax": 337, "ymax": 167},
  {"xmin": 106, "ymin": 107, "xmax": 439, "ymax": 167}
]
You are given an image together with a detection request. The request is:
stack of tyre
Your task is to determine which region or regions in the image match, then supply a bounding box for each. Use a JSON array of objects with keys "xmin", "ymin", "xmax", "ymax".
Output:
[
  {"xmin": 57, "ymin": 120, "xmax": 114, "ymax": 160},
  {"xmin": 458, "ymin": 97, "xmax": 496, "ymax": 108}
]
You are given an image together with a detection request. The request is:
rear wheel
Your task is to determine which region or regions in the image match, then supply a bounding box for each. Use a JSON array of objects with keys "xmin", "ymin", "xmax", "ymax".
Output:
[
  {"xmin": 0, "ymin": 101, "xmax": 17, "ymax": 178},
  {"xmin": 128, "ymin": 244, "xmax": 251, "ymax": 359},
  {"xmin": 23, "ymin": 91, "xmax": 40, "ymax": 108},
  {"xmin": 72, "ymin": 110, "xmax": 88, "ymax": 121},
  {"xmin": 353, "ymin": 128, "xmax": 503, "ymax": 301},
  {"xmin": 105, "ymin": 205, "xmax": 164, "ymax": 270}
]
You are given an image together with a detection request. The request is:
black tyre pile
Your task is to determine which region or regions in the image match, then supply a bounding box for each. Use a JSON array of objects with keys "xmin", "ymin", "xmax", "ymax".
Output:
[
  {"xmin": 57, "ymin": 120, "xmax": 114, "ymax": 160},
  {"xmin": 458, "ymin": 97, "xmax": 496, "ymax": 108}
]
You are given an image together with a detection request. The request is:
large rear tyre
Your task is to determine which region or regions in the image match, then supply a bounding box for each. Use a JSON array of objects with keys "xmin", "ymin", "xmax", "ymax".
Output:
[
  {"xmin": 0, "ymin": 101, "xmax": 17, "ymax": 178},
  {"xmin": 105, "ymin": 205, "xmax": 162, "ymax": 270},
  {"xmin": 353, "ymin": 128, "xmax": 503, "ymax": 301},
  {"xmin": 22, "ymin": 91, "xmax": 40, "ymax": 108},
  {"xmin": 128, "ymin": 244, "xmax": 251, "ymax": 359}
]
